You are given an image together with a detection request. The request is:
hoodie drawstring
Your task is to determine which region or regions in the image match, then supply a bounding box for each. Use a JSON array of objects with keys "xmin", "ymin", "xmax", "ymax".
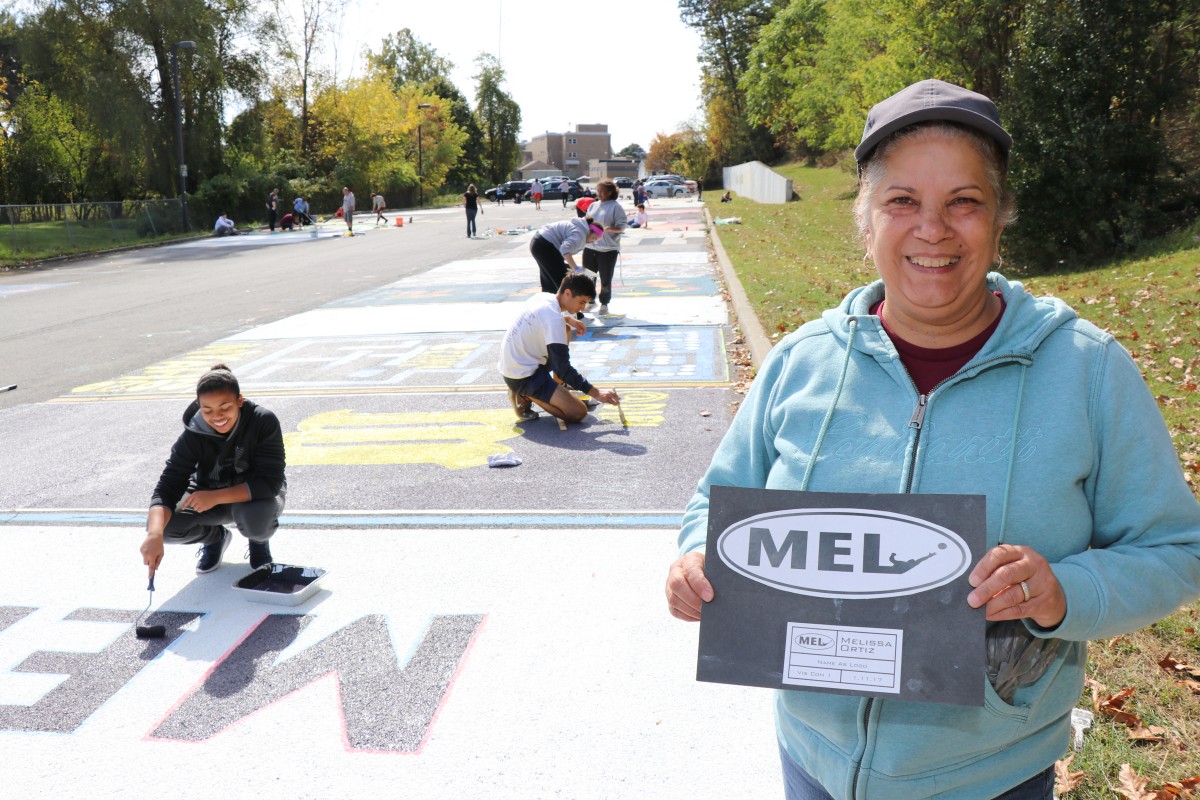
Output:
[
  {"xmin": 996, "ymin": 363, "xmax": 1028, "ymax": 545},
  {"xmin": 801, "ymin": 318, "xmax": 858, "ymax": 491}
]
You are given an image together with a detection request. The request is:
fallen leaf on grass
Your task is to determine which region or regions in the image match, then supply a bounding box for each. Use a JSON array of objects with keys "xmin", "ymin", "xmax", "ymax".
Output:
[
  {"xmin": 1158, "ymin": 655, "xmax": 1200, "ymax": 681},
  {"xmin": 1160, "ymin": 776, "xmax": 1200, "ymax": 797},
  {"xmin": 1116, "ymin": 764, "xmax": 1157, "ymax": 800},
  {"xmin": 1127, "ymin": 723, "xmax": 1167, "ymax": 742},
  {"xmin": 1055, "ymin": 755, "xmax": 1086, "ymax": 795}
]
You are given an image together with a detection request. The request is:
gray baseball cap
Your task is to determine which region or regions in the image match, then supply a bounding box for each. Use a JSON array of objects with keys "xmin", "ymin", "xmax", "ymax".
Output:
[{"xmin": 855, "ymin": 79, "xmax": 1012, "ymax": 164}]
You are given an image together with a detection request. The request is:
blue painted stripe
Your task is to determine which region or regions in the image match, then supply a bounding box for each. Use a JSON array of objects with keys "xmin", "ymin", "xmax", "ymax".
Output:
[{"xmin": 0, "ymin": 510, "xmax": 682, "ymax": 529}]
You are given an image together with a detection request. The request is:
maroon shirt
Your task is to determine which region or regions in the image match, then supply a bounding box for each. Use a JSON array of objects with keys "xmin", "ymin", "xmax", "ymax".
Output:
[{"xmin": 871, "ymin": 294, "xmax": 1005, "ymax": 395}]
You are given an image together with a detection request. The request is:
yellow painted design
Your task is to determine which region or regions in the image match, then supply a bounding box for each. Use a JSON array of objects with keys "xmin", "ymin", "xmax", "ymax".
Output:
[
  {"xmin": 400, "ymin": 343, "xmax": 480, "ymax": 370},
  {"xmin": 596, "ymin": 390, "xmax": 668, "ymax": 427},
  {"xmin": 70, "ymin": 343, "xmax": 261, "ymax": 395},
  {"xmin": 284, "ymin": 408, "xmax": 525, "ymax": 469}
]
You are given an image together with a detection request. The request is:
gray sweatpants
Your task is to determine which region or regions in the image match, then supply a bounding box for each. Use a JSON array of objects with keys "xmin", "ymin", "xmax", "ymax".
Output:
[{"xmin": 162, "ymin": 489, "xmax": 286, "ymax": 545}]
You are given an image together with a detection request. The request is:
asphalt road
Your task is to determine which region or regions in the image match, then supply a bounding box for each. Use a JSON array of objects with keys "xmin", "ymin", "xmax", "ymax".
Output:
[{"xmin": 0, "ymin": 205, "xmax": 529, "ymax": 410}]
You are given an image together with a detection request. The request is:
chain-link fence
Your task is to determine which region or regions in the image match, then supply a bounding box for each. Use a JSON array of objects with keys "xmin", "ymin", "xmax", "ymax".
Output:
[{"xmin": 0, "ymin": 199, "xmax": 187, "ymax": 265}]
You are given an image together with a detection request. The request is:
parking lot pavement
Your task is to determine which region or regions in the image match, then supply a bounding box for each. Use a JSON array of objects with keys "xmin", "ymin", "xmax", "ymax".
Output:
[{"xmin": 0, "ymin": 196, "xmax": 782, "ymax": 798}]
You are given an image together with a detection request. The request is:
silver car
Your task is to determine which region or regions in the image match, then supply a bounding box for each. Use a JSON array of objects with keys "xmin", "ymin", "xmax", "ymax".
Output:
[{"xmin": 643, "ymin": 179, "xmax": 693, "ymax": 199}]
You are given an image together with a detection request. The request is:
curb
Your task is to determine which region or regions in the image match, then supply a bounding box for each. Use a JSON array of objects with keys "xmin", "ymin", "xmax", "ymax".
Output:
[{"xmin": 705, "ymin": 206, "xmax": 772, "ymax": 368}]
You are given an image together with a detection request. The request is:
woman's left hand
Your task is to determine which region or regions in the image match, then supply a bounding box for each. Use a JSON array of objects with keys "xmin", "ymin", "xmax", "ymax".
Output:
[{"xmin": 967, "ymin": 544, "xmax": 1067, "ymax": 628}]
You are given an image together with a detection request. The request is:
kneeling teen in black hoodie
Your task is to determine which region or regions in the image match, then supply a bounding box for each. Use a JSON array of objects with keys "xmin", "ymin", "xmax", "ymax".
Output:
[{"xmin": 140, "ymin": 364, "xmax": 287, "ymax": 576}]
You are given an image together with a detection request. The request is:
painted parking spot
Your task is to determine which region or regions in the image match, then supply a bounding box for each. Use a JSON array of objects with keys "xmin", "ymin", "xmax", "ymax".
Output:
[
  {"xmin": 1, "ymin": 389, "xmax": 730, "ymax": 511},
  {"xmin": 0, "ymin": 525, "xmax": 777, "ymax": 799},
  {"xmin": 326, "ymin": 275, "xmax": 717, "ymax": 307},
  {"xmin": 223, "ymin": 296, "xmax": 727, "ymax": 340},
  {"xmin": 61, "ymin": 326, "xmax": 727, "ymax": 399}
]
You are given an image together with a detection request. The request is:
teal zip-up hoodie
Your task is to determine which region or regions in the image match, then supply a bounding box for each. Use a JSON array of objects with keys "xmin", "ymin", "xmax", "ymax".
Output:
[{"xmin": 679, "ymin": 273, "xmax": 1200, "ymax": 799}]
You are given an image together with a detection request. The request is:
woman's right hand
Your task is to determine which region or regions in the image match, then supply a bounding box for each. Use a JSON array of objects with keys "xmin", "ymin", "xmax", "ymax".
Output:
[{"xmin": 666, "ymin": 551, "xmax": 713, "ymax": 622}]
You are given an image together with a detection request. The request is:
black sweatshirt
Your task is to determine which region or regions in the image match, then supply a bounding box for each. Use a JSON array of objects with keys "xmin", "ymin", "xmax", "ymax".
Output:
[{"xmin": 150, "ymin": 398, "xmax": 286, "ymax": 511}]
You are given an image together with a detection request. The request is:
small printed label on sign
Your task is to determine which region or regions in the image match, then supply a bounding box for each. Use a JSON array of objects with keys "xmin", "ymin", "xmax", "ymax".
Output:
[{"xmin": 781, "ymin": 622, "xmax": 902, "ymax": 694}]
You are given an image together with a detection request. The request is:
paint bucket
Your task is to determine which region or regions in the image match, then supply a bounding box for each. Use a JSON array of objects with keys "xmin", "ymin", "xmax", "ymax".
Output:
[
  {"xmin": 233, "ymin": 563, "xmax": 328, "ymax": 606},
  {"xmin": 396, "ymin": 216, "xmax": 404, "ymax": 227}
]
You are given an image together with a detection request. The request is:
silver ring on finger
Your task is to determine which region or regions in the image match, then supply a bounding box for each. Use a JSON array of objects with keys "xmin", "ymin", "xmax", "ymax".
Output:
[{"xmin": 1019, "ymin": 580, "xmax": 1031, "ymax": 603}]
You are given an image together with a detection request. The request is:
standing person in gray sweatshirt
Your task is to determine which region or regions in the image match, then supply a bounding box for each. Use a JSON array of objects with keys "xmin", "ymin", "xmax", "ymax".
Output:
[
  {"xmin": 582, "ymin": 179, "xmax": 627, "ymax": 315},
  {"xmin": 529, "ymin": 217, "xmax": 603, "ymax": 295}
]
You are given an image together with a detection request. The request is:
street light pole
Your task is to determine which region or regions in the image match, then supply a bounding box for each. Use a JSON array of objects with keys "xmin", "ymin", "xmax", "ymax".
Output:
[
  {"xmin": 417, "ymin": 103, "xmax": 432, "ymax": 208},
  {"xmin": 171, "ymin": 40, "xmax": 196, "ymax": 231}
]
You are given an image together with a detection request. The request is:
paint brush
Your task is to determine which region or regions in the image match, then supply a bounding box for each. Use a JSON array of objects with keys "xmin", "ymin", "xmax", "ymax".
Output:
[{"xmin": 617, "ymin": 402, "xmax": 628, "ymax": 427}]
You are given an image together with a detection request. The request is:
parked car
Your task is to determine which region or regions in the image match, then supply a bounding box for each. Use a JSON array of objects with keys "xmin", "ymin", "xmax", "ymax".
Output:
[
  {"xmin": 485, "ymin": 181, "xmax": 531, "ymax": 202},
  {"xmin": 643, "ymin": 179, "xmax": 692, "ymax": 198},
  {"xmin": 648, "ymin": 174, "xmax": 698, "ymax": 192},
  {"xmin": 613, "ymin": 177, "xmax": 635, "ymax": 188},
  {"xmin": 522, "ymin": 181, "xmax": 595, "ymax": 202}
]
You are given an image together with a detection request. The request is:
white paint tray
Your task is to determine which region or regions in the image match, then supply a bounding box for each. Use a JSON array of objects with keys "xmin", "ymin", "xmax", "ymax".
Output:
[{"xmin": 233, "ymin": 563, "xmax": 328, "ymax": 606}]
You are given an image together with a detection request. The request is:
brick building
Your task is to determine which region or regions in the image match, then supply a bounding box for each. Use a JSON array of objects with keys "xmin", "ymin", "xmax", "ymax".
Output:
[{"xmin": 518, "ymin": 124, "xmax": 613, "ymax": 179}]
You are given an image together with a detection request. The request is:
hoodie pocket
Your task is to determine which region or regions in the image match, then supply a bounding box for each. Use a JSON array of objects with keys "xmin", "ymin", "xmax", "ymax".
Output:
[{"xmin": 867, "ymin": 679, "xmax": 1031, "ymax": 778}]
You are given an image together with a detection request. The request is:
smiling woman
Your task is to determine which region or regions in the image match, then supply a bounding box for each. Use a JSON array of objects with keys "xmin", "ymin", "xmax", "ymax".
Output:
[
  {"xmin": 666, "ymin": 79, "xmax": 1200, "ymax": 800},
  {"xmin": 140, "ymin": 363, "xmax": 288, "ymax": 578}
]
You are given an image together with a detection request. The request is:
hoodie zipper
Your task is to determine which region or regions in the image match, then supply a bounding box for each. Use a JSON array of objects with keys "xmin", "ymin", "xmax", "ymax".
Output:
[{"xmin": 851, "ymin": 353, "xmax": 1026, "ymax": 798}]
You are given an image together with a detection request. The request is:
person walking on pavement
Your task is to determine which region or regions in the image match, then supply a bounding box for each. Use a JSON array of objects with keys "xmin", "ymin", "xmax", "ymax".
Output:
[
  {"xmin": 341, "ymin": 186, "xmax": 356, "ymax": 235},
  {"xmin": 530, "ymin": 178, "xmax": 544, "ymax": 210},
  {"xmin": 498, "ymin": 272, "xmax": 621, "ymax": 424},
  {"xmin": 559, "ymin": 178, "xmax": 571, "ymax": 207},
  {"xmin": 464, "ymin": 184, "xmax": 481, "ymax": 238},
  {"xmin": 696, "ymin": 177, "xmax": 703, "ymax": 201},
  {"xmin": 495, "ymin": 184, "xmax": 506, "ymax": 205},
  {"xmin": 372, "ymin": 191, "xmax": 387, "ymax": 225},
  {"xmin": 583, "ymin": 178, "xmax": 627, "ymax": 316},
  {"xmin": 529, "ymin": 216, "xmax": 603, "ymax": 295},
  {"xmin": 266, "ymin": 188, "xmax": 279, "ymax": 232},
  {"xmin": 139, "ymin": 364, "xmax": 287, "ymax": 577}
]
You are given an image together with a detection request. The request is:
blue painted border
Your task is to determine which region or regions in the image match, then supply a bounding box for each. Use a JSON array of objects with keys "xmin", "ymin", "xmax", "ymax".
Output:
[{"xmin": 0, "ymin": 510, "xmax": 682, "ymax": 529}]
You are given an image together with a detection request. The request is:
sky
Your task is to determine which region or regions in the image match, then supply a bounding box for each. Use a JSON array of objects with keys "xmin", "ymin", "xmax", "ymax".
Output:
[{"xmin": 334, "ymin": 0, "xmax": 705, "ymax": 152}]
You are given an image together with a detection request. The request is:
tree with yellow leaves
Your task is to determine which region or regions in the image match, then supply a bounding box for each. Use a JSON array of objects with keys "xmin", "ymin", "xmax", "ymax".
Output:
[{"xmin": 308, "ymin": 75, "xmax": 465, "ymax": 202}]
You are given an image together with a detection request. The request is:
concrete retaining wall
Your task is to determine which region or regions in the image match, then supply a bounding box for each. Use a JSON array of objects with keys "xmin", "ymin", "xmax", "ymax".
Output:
[{"xmin": 722, "ymin": 161, "xmax": 793, "ymax": 204}]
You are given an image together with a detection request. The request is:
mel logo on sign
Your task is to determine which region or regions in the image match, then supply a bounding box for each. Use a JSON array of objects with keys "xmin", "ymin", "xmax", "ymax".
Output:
[
  {"xmin": 697, "ymin": 486, "xmax": 986, "ymax": 706},
  {"xmin": 716, "ymin": 509, "xmax": 971, "ymax": 599}
]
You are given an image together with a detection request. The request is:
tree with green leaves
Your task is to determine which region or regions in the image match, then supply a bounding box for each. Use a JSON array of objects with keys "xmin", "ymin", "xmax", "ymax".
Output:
[
  {"xmin": 12, "ymin": 0, "xmax": 266, "ymax": 200},
  {"xmin": 679, "ymin": 0, "xmax": 782, "ymax": 166},
  {"xmin": 616, "ymin": 143, "xmax": 646, "ymax": 160},
  {"xmin": 473, "ymin": 54, "xmax": 521, "ymax": 185},
  {"xmin": 1002, "ymin": 0, "xmax": 1188, "ymax": 267},
  {"xmin": 367, "ymin": 28, "xmax": 454, "ymax": 89}
]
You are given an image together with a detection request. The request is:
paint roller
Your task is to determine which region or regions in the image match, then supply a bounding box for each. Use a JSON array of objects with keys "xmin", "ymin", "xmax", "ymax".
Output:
[{"xmin": 134, "ymin": 571, "xmax": 166, "ymax": 639}]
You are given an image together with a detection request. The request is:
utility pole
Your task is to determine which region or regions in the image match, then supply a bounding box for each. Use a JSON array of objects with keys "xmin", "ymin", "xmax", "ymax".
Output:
[
  {"xmin": 171, "ymin": 40, "xmax": 197, "ymax": 231},
  {"xmin": 417, "ymin": 103, "xmax": 432, "ymax": 207}
]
